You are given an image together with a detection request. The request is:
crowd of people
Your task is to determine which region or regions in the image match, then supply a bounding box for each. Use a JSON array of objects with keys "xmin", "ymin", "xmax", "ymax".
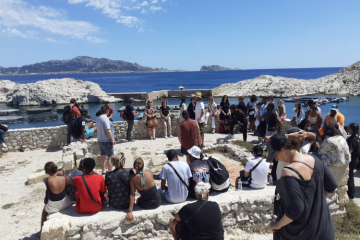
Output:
[{"xmin": 37, "ymin": 94, "xmax": 359, "ymax": 240}]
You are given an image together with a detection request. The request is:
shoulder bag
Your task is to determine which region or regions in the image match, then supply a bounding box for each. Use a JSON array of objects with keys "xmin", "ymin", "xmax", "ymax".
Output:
[
  {"xmin": 237, "ymin": 159, "xmax": 263, "ymax": 189},
  {"xmin": 167, "ymin": 163, "xmax": 189, "ymax": 190},
  {"xmin": 82, "ymin": 175, "xmax": 101, "ymax": 205}
]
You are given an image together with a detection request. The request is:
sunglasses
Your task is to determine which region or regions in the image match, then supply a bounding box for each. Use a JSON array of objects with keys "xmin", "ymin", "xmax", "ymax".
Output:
[{"xmin": 148, "ymin": 101, "xmax": 152, "ymax": 103}]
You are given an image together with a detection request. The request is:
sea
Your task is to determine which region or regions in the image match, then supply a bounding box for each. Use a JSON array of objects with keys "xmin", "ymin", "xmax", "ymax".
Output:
[{"xmin": 1, "ymin": 67, "xmax": 360, "ymax": 129}]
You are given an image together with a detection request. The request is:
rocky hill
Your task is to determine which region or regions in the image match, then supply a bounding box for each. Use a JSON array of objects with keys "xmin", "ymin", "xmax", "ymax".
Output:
[
  {"xmin": 0, "ymin": 78, "xmax": 121, "ymax": 105},
  {"xmin": 0, "ymin": 56, "xmax": 168, "ymax": 75},
  {"xmin": 200, "ymin": 65, "xmax": 240, "ymax": 71},
  {"xmin": 214, "ymin": 62, "xmax": 360, "ymax": 97}
]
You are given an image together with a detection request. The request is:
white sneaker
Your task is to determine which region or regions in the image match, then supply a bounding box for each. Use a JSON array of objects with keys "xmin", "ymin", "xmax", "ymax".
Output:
[
  {"xmin": 1, "ymin": 143, "xmax": 7, "ymax": 148},
  {"xmin": 165, "ymin": 136, "xmax": 168, "ymax": 139},
  {"xmin": 205, "ymin": 124, "xmax": 208, "ymax": 128},
  {"xmin": 169, "ymin": 135, "xmax": 173, "ymax": 138}
]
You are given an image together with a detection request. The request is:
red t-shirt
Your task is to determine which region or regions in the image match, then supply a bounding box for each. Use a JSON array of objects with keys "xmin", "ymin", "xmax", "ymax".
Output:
[
  {"xmin": 107, "ymin": 107, "xmax": 114, "ymax": 119},
  {"xmin": 68, "ymin": 104, "xmax": 81, "ymax": 118},
  {"xmin": 73, "ymin": 174, "xmax": 107, "ymax": 214}
]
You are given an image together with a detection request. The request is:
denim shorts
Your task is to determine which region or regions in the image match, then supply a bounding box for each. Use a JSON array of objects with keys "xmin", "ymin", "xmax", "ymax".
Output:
[{"xmin": 98, "ymin": 141, "xmax": 114, "ymax": 157}]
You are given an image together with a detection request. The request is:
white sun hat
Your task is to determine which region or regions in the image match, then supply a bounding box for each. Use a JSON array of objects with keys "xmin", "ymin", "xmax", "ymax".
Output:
[{"xmin": 187, "ymin": 146, "xmax": 201, "ymax": 159}]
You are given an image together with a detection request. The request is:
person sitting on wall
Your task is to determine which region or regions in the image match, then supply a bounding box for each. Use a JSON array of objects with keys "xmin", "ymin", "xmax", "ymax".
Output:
[
  {"xmin": 69, "ymin": 159, "xmax": 84, "ymax": 202},
  {"xmin": 318, "ymin": 105, "xmax": 345, "ymax": 137},
  {"xmin": 105, "ymin": 153, "xmax": 135, "ymax": 209},
  {"xmin": 72, "ymin": 158, "xmax": 107, "ymax": 214},
  {"xmin": 158, "ymin": 149, "xmax": 192, "ymax": 204},
  {"xmin": 77, "ymin": 108, "xmax": 97, "ymax": 143},
  {"xmin": 168, "ymin": 182, "xmax": 224, "ymax": 240},
  {"xmin": 237, "ymin": 145, "xmax": 270, "ymax": 189}
]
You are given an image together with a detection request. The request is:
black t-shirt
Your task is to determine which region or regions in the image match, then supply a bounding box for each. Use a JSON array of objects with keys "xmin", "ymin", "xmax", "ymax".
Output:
[
  {"xmin": 275, "ymin": 156, "xmax": 337, "ymax": 240},
  {"xmin": 231, "ymin": 109, "xmax": 247, "ymax": 124},
  {"xmin": 347, "ymin": 136, "xmax": 360, "ymax": 167},
  {"xmin": 126, "ymin": 105, "xmax": 135, "ymax": 120},
  {"xmin": 265, "ymin": 111, "xmax": 278, "ymax": 130},
  {"xmin": 178, "ymin": 200, "xmax": 224, "ymax": 240},
  {"xmin": 187, "ymin": 104, "xmax": 196, "ymax": 119},
  {"xmin": 220, "ymin": 102, "xmax": 229, "ymax": 113},
  {"xmin": 189, "ymin": 160, "xmax": 210, "ymax": 198},
  {"xmin": 105, "ymin": 168, "xmax": 135, "ymax": 209},
  {"xmin": 72, "ymin": 116, "xmax": 86, "ymax": 138},
  {"xmin": 160, "ymin": 106, "xmax": 170, "ymax": 117},
  {"xmin": 237, "ymin": 102, "xmax": 247, "ymax": 115}
]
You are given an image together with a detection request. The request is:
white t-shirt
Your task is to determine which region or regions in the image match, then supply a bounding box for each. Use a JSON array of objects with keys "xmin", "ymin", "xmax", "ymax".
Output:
[
  {"xmin": 203, "ymin": 156, "xmax": 230, "ymax": 191},
  {"xmin": 247, "ymin": 101, "xmax": 257, "ymax": 110},
  {"xmin": 291, "ymin": 108, "xmax": 304, "ymax": 125},
  {"xmin": 244, "ymin": 157, "xmax": 269, "ymax": 189},
  {"xmin": 195, "ymin": 101, "xmax": 205, "ymax": 123},
  {"xmin": 159, "ymin": 161, "xmax": 192, "ymax": 203}
]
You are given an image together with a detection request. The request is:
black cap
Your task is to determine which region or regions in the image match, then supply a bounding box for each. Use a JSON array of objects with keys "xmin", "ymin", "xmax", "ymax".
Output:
[
  {"xmin": 324, "ymin": 125, "xmax": 337, "ymax": 136},
  {"xmin": 269, "ymin": 134, "xmax": 289, "ymax": 152},
  {"xmin": 267, "ymin": 103, "xmax": 275, "ymax": 109},
  {"xmin": 182, "ymin": 110, "xmax": 190, "ymax": 118},
  {"xmin": 307, "ymin": 99, "xmax": 316, "ymax": 105},
  {"xmin": 252, "ymin": 145, "xmax": 263, "ymax": 156},
  {"xmin": 166, "ymin": 149, "xmax": 178, "ymax": 161},
  {"xmin": 80, "ymin": 108, "xmax": 88, "ymax": 113},
  {"xmin": 285, "ymin": 125, "xmax": 300, "ymax": 134},
  {"xmin": 230, "ymin": 104, "xmax": 237, "ymax": 110},
  {"xmin": 82, "ymin": 158, "xmax": 96, "ymax": 170}
]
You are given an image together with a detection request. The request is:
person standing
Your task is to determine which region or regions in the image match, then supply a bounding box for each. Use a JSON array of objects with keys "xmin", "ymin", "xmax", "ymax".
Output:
[
  {"xmin": 187, "ymin": 98, "xmax": 196, "ymax": 120},
  {"xmin": 265, "ymin": 103, "xmax": 281, "ymax": 137},
  {"xmin": 0, "ymin": 123, "xmax": 7, "ymax": 148},
  {"xmin": 144, "ymin": 100, "xmax": 157, "ymax": 140},
  {"xmin": 237, "ymin": 96, "xmax": 247, "ymax": 115},
  {"xmin": 277, "ymin": 100, "xmax": 286, "ymax": 120},
  {"xmin": 346, "ymin": 123, "xmax": 360, "ymax": 200},
  {"xmin": 247, "ymin": 95, "xmax": 258, "ymax": 133},
  {"xmin": 158, "ymin": 149, "xmax": 192, "ymax": 204},
  {"xmin": 178, "ymin": 99, "xmax": 187, "ymax": 123},
  {"xmin": 66, "ymin": 98, "xmax": 81, "ymax": 145},
  {"xmin": 258, "ymin": 96, "xmax": 269, "ymax": 145},
  {"xmin": 220, "ymin": 95, "xmax": 231, "ymax": 133},
  {"xmin": 97, "ymin": 106, "xmax": 114, "ymax": 175},
  {"xmin": 160, "ymin": 100, "xmax": 173, "ymax": 138},
  {"xmin": 207, "ymin": 97, "xmax": 218, "ymax": 134},
  {"xmin": 228, "ymin": 104, "xmax": 248, "ymax": 141},
  {"xmin": 195, "ymin": 92, "xmax": 205, "ymax": 147},
  {"xmin": 126, "ymin": 98, "xmax": 138, "ymax": 142},
  {"xmin": 105, "ymin": 101, "xmax": 114, "ymax": 121},
  {"xmin": 178, "ymin": 111, "xmax": 201, "ymax": 163}
]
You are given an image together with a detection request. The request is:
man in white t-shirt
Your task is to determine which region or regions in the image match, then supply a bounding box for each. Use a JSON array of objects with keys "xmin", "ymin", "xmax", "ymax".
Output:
[
  {"xmin": 243, "ymin": 145, "xmax": 270, "ymax": 189},
  {"xmin": 194, "ymin": 92, "xmax": 205, "ymax": 147},
  {"xmin": 159, "ymin": 149, "xmax": 192, "ymax": 204}
]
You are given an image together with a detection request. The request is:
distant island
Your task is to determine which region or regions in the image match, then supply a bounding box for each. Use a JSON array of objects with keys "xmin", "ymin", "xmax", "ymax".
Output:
[
  {"xmin": 0, "ymin": 56, "xmax": 184, "ymax": 75},
  {"xmin": 200, "ymin": 65, "xmax": 241, "ymax": 71}
]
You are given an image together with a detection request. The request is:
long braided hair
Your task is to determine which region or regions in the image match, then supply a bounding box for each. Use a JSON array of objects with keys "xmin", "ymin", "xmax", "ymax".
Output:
[{"xmin": 134, "ymin": 158, "xmax": 145, "ymax": 186}]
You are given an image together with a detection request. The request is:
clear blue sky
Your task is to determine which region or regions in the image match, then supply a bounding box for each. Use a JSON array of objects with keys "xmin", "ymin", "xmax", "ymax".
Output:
[{"xmin": 0, "ymin": 0, "xmax": 359, "ymax": 70}]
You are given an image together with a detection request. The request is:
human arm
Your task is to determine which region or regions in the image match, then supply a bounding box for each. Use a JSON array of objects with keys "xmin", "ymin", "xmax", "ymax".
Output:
[
  {"xmin": 197, "ymin": 122, "xmax": 202, "ymax": 145},
  {"xmin": 178, "ymin": 125, "xmax": 182, "ymax": 145},
  {"xmin": 126, "ymin": 175, "xmax": 136, "ymax": 222},
  {"xmin": 167, "ymin": 109, "xmax": 171, "ymax": 119},
  {"xmin": 323, "ymin": 161, "xmax": 338, "ymax": 197},
  {"xmin": 174, "ymin": 213, "xmax": 181, "ymax": 222},
  {"xmin": 268, "ymin": 215, "xmax": 293, "ymax": 232},
  {"xmin": 161, "ymin": 179, "xmax": 168, "ymax": 191},
  {"xmin": 132, "ymin": 111, "xmax": 137, "ymax": 116},
  {"xmin": 269, "ymin": 113, "xmax": 281, "ymax": 131},
  {"xmin": 243, "ymin": 161, "xmax": 252, "ymax": 178},
  {"xmin": 298, "ymin": 130, "xmax": 316, "ymax": 145},
  {"xmin": 82, "ymin": 125, "xmax": 86, "ymax": 143},
  {"xmin": 106, "ymin": 129, "xmax": 115, "ymax": 146},
  {"xmin": 317, "ymin": 113, "xmax": 323, "ymax": 128}
]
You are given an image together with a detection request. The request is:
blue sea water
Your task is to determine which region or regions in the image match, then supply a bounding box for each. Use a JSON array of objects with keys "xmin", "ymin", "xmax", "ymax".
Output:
[{"xmin": 1, "ymin": 67, "xmax": 359, "ymax": 129}]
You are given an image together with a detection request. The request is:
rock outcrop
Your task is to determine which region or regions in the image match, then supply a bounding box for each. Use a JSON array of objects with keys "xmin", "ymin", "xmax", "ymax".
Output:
[
  {"xmin": 214, "ymin": 61, "xmax": 360, "ymax": 97},
  {"xmin": 0, "ymin": 56, "xmax": 168, "ymax": 74},
  {"xmin": 200, "ymin": 65, "xmax": 240, "ymax": 71},
  {"xmin": 0, "ymin": 78, "xmax": 121, "ymax": 105}
]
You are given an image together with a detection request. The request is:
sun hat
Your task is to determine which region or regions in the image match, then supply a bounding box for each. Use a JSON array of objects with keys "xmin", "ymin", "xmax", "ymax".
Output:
[
  {"xmin": 330, "ymin": 105, "xmax": 337, "ymax": 110},
  {"xmin": 269, "ymin": 134, "xmax": 289, "ymax": 152},
  {"xmin": 195, "ymin": 92, "xmax": 202, "ymax": 98},
  {"xmin": 187, "ymin": 146, "xmax": 201, "ymax": 159},
  {"xmin": 252, "ymin": 145, "xmax": 263, "ymax": 156}
]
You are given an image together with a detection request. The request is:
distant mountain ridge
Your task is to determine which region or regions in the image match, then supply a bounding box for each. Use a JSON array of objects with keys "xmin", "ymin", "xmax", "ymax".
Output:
[
  {"xmin": 0, "ymin": 56, "xmax": 170, "ymax": 74},
  {"xmin": 200, "ymin": 65, "xmax": 240, "ymax": 71}
]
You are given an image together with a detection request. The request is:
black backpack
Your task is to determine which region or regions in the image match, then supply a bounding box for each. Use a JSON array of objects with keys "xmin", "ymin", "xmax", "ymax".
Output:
[
  {"xmin": 206, "ymin": 156, "xmax": 229, "ymax": 185},
  {"xmin": 70, "ymin": 117, "xmax": 82, "ymax": 138},
  {"xmin": 63, "ymin": 106, "xmax": 73, "ymax": 124}
]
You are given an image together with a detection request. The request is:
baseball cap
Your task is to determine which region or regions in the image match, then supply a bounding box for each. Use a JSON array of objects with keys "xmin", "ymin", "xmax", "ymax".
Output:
[
  {"xmin": 129, "ymin": 98, "xmax": 135, "ymax": 103},
  {"xmin": 166, "ymin": 149, "xmax": 178, "ymax": 161},
  {"xmin": 252, "ymin": 145, "xmax": 263, "ymax": 156},
  {"xmin": 80, "ymin": 108, "xmax": 88, "ymax": 113},
  {"xmin": 187, "ymin": 146, "xmax": 201, "ymax": 159},
  {"xmin": 182, "ymin": 110, "xmax": 190, "ymax": 118},
  {"xmin": 330, "ymin": 105, "xmax": 337, "ymax": 110},
  {"xmin": 285, "ymin": 125, "xmax": 300, "ymax": 134},
  {"xmin": 82, "ymin": 158, "xmax": 96, "ymax": 170},
  {"xmin": 269, "ymin": 134, "xmax": 289, "ymax": 152}
]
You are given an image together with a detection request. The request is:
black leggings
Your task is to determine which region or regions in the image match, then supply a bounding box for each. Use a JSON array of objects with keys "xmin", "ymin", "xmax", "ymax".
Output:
[
  {"xmin": 229, "ymin": 121, "xmax": 248, "ymax": 141},
  {"xmin": 347, "ymin": 164, "xmax": 356, "ymax": 199}
]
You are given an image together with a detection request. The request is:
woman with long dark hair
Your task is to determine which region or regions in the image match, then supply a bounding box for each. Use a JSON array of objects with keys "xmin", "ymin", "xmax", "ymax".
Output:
[
  {"xmin": 247, "ymin": 95, "xmax": 258, "ymax": 132},
  {"xmin": 291, "ymin": 102, "xmax": 303, "ymax": 126},
  {"xmin": 179, "ymin": 99, "xmax": 187, "ymax": 123},
  {"xmin": 220, "ymin": 95, "xmax": 230, "ymax": 133},
  {"xmin": 187, "ymin": 98, "xmax": 196, "ymax": 120},
  {"xmin": 268, "ymin": 134, "xmax": 337, "ymax": 240},
  {"xmin": 346, "ymin": 123, "xmax": 360, "ymax": 199}
]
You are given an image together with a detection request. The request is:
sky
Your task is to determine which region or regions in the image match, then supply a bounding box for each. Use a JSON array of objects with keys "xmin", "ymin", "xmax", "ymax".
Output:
[{"xmin": 0, "ymin": 0, "xmax": 360, "ymax": 71}]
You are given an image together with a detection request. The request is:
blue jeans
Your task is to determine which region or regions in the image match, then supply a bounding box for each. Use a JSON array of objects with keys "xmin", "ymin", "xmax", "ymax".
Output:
[
  {"xmin": 67, "ymin": 123, "xmax": 72, "ymax": 145},
  {"xmin": 98, "ymin": 141, "xmax": 114, "ymax": 157},
  {"xmin": 0, "ymin": 129, "xmax": 5, "ymax": 143}
]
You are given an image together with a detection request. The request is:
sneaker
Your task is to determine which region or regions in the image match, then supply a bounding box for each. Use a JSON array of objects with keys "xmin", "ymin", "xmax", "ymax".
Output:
[
  {"xmin": 165, "ymin": 136, "xmax": 168, "ymax": 139},
  {"xmin": 1, "ymin": 143, "xmax": 7, "ymax": 148},
  {"xmin": 169, "ymin": 135, "xmax": 173, "ymax": 138},
  {"xmin": 128, "ymin": 139, "xmax": 135, "ymax": 142},
  {"xmin": 205, "ymin": 124, "xmax": 208, "ymax": 128},
  {"xmin": 211, "ymin": 129, "xmax": 215, "ymax": 134}
]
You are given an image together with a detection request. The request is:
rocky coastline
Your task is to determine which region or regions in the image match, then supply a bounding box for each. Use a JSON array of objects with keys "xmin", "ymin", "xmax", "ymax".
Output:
[{"xmin": 213, "ymin": 61, "xmax": 360, "ymax": 97}]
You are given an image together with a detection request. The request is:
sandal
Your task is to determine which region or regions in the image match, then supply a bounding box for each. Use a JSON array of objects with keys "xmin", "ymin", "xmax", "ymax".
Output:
[{"xmin": 102, "ymin": 171, "xmax": 108, "ymax": 175}]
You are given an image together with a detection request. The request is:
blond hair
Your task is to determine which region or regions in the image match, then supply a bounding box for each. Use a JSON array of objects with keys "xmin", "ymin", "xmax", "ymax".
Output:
[
  {"xmin": 111, "ymin": 153, "xmax": 126, "ymax": 169},
  {"xmin": 133, "ymin": 158, "xmax": 144, "ymax": 174}
]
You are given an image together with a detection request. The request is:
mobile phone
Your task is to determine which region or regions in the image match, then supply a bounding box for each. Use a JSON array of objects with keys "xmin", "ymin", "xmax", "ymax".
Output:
[{"xmin": 82, "ymin": 121, "xmax": 86, "ymax": 126}]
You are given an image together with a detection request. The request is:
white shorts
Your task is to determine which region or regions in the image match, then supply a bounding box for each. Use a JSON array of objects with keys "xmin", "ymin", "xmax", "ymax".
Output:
[{"xmin": 45, "ymin": 195, "xmax": 71, "ymax": 214}]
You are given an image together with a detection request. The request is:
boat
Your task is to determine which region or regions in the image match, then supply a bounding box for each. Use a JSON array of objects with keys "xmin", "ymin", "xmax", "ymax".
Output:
[
  {"xmin": 340, "ymin": 96, "xmax": 349, "ymax": 101},
  {"xmin": 0, "ymin": 109, "xmax": 22, "ymax": 116},
  {"xmin": 27, "ymin": 108, "xmax": 53, "ymax": 114},
  {"xmin": 0, "ymin": 115, "xmax": 25, "ymax": 123}
]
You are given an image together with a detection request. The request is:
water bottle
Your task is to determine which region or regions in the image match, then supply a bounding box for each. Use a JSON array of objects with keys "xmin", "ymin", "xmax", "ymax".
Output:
[
  {"xmin": 237, "ymin": 179, "xmax": 242, "ymax": 190},
  {"xmin": 268, "ymin": 175, "xmax": 273, "ymax": 186}
]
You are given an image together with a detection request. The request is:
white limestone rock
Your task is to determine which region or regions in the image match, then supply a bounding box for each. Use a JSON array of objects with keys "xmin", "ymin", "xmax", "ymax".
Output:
[
  {"xmin": 41, "ymin": 216, "xmax": 70, "ymax": 240},
  {"xmin": 27, "ymin": 171, "xmax": 49, "ymax": 185},
  {"xmin": 0, "ymin": 78, "xmax": 121, "ymax": 105}
]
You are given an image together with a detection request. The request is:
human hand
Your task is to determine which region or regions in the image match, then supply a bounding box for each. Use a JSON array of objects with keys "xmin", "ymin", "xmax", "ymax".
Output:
[
  {"xmin": 298, "ymin": 130, "xmax": 307, "ymax": 141},
  {"xmin": 81, "ymin": 140, "xmax": 86, "ymax": 143},
  {"xmin": 268, "ymin": 221, "xmax": 280, "ymax": 233},
  {"xmin": 56, "ymin": 171, "xmax": 64, "ymax": 176},
  {"xmin": 111, "ymin": 140, "xmax": 115, "ymax": 146},
  {"xmin": 264, "ymin": 136, "xmax": 270, "ymax": 143},
  {"xmin": 126, "ymin": 212, "xmax": 133, "ymax": 222}
]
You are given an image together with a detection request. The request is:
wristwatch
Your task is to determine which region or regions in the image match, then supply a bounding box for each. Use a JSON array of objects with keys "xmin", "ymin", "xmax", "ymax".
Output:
[{"xmin": 128, "ymin": 209, "xmax": 132, "ymax": 212}]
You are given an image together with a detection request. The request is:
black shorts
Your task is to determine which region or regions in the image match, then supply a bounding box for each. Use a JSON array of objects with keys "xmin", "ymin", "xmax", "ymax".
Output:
[
  {"xmin": 198, "ymin": 122, "xmax": 204, "ymax": 136},
  {"xmin": 181, "ymin": 146, "xmax": 189, "ymax": 155},
  {"xmin": 248, "ymin": 109, "xmax": 256, "ymax": 120},
  {"xmin": 175, "ymin": 221, "xmax": 191, "ymax": 240}
]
